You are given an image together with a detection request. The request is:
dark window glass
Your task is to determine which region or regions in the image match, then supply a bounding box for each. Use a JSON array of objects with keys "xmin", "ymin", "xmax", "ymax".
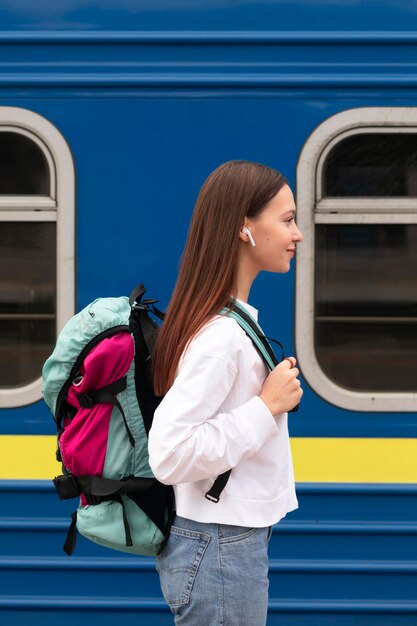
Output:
[
  {"xmin": 0, "ymin": 132, "xmax": 49, "ymax": 195},
  {"xmin": 0, "ymin": 223, "xmax": 56, "ymax": 387},
  {"xmin": 315, "ymin": 224, "xmax": 417, "ymax": 392},
  {"xmin": 323, "ymin": 134, "xmax": 417, "ymax": 197}
]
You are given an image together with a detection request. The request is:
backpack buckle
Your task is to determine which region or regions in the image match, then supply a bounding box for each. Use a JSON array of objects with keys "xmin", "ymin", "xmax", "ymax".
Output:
[
  {"xmin": 204, "ymin": 493, "xmax": 220, "ymax": 503},
  {"xmin": 132, "ymin": 298, "xmax": 158, "ymax": 311},
  {"xmin": 78, "ymin": 394, "xmax": 94, "ymax": 409}
]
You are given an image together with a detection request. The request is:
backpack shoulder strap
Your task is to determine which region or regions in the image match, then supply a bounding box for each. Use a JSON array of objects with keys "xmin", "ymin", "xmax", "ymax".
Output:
[
  {"xmin": 220, "ymin": 300, "xmax": 279, "ymax": 371},
  {"xmin": 205, "ymin": 300, "xmax": 281, "ymax": 504}
]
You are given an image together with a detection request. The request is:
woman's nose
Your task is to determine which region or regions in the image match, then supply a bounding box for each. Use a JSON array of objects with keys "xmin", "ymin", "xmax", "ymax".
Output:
[{"xmin": 293, "ymin": 223, "xmax": 303, "ymax": 242}]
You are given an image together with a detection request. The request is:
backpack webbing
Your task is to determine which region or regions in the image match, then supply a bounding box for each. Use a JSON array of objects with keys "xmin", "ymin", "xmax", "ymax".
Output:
[{"xmin": 204, "ymin": 300, "xmax": 281, "ymax": 503}]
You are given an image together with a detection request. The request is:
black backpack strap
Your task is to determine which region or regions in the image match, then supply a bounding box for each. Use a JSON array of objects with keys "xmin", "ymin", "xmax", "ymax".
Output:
[
  {"xmin": 53, "ymin": 474, "xmax": 156, "ymax": 501},
  {"xmin": 150, "ymin": 303, "xmax": 165, "ymax": 321},
  {"xmin": 205, "ymin": 470, "xmax": 232, "ymax": 503},
  {"xmin": 61, "ymin": 495, "xmax": 134, "ymax": 555},
  {"xmin": 129, "ymin": 284, "xmax": 147, "ymax": 307},
  {"xmin": 78, "ymin": 376, "xmax": 135, "ymax": 447},
  {"xmin": 113, "ymin": 495, "xmax": 133, "ymax": 547},
  {"xmin": 129, "ymin": 283, "xmax": 165, "ymax": 356},
  {"xmin": 139, "ymin": 309, "xmax": 159, "ymax": 357},
  {"xmin": 63, "ymin": 511, "xmax": 78, "ymax": 556}
]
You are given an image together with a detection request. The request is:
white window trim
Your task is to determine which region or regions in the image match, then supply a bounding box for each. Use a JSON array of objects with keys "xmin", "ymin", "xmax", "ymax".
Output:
[
  {"xmin": 295, "ymin": 107, "xmax": 417, "ymax": 412},
  {"xmin": 0, "ymin": 107, "xmax": 75, "ymax": 408}
]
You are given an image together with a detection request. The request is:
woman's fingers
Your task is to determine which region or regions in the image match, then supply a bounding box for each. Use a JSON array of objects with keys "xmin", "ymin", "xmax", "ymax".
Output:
[
  {"xmin": 283, "ymin": 356, "xmax": 296, "ymax": 369},
  {"xmin": 259, "ymin": 356, "xmax": 303, "ymax": 415}
]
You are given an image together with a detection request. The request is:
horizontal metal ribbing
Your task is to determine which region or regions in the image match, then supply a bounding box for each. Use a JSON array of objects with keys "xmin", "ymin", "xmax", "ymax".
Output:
[
  {"xmin": 2, "ymin": 596, "xmax": 417, "ymax": 614},
  {"xmin": 268, "ymin": 559, "xmax": 417, "ymax": 574},
  {"xmin": 2, "ymin": 556, "xmax": 417, "ymax": 574},
  {"xmin": 0, "ymin": 73, "xmax": 415, "ymax": 88},
  {"xmin": 277, "ymin": 521, "xmax": 417, "ymax": 534},
  {"xmin": 0, "ymin": 557, "xmax": 156, "ymax": 571},
  {"xmin": 0, "ymin": 595, "xmax": 166, "ymax": 610},
  {"xmin": 0, "ymin": 30, "xmax": 416, "ymax": 44},
  {"xmin": 268, "ymin": 599, "xmax": 417, "ymax": 614},
  {"xmin": 0, "ymin": 480, "xmax": 55, "ymax": 492},
  {"xmin": 3, "ymin": 479, "xmax": 417, "ymax": 493},
  {"xmin": 5, "ymin": 518, "xmax": 417, "ymax": 535},
  {"xmin": 0, "ymin": 519, "xmax": 69, "ymax": 530}
]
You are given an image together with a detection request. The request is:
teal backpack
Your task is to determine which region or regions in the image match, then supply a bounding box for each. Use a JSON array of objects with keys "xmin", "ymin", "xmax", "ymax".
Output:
[
  {"xmin": 42, "ymin": 285, "xmax": 175, "ymax": 556},
  {"xmin": 42, "ymin": 288, "xmax": 289, "ymax": 555}
]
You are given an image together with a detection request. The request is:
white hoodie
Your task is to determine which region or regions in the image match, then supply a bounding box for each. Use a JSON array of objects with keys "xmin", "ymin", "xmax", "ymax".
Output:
[{"xmin": 148, "ymin": 300, "xmax": 298, "ymax": 527}]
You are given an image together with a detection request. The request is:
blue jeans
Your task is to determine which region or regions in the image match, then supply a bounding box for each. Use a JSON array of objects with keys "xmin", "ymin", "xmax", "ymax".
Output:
[{"xmin": 156, "ymin": 514, "xmax": 272, "ymax": 625}]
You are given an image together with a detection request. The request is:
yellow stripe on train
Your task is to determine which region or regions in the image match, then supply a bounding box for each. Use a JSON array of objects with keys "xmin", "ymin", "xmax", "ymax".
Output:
[{"xmin": 0, "ymin": 435, "xmax": 417, "ymax": 482}]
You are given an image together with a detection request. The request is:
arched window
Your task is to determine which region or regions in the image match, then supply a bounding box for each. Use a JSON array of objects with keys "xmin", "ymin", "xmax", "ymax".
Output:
[
  {"xmin": 0, "ymin": 131, "xmax": 50, "ymax": 195},
  {"xmin": 0, "ymin": 109, "xmax": 75, "ymax": 408},
  {"xmin": 296, "ymin": 108, "xmax": 417, "ymax": 412}
]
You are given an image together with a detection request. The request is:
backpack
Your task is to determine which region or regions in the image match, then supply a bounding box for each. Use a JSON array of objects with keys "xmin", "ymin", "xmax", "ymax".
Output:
[
  {"xmin": 42, "ymin": 285, "xmax": 175, "ymax": 556},
  {"xmin": 43, "ymin": 287, "xmax": 290, "ymax": 556}
]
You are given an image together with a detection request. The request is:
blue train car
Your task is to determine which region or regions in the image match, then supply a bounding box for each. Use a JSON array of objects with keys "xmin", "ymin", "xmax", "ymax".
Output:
[{"xmin": 1, "ymin": 1, "xmax": 417, "ymax": 624}]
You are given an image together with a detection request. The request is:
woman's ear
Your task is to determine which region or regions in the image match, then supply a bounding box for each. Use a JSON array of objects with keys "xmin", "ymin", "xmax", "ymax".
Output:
[
  {"xmin": 239, "ymin": 220, "xmax": 250, "ymax": 243},
  {"xmin": 239, "ymin": 226, "xmax": 248, "ymax": 243},
  {"xmin": 240, "ymin": 226, "xmax": 256, "ymax": 247}
]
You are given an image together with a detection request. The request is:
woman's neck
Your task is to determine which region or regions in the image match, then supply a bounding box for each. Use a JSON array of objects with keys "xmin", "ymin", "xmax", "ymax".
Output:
[{"xmin": 236, "ymin": 254, "xmax": 258, "ymax": 303}]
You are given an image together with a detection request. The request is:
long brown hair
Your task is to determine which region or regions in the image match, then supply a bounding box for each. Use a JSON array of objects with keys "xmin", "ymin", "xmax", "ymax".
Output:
[{"xmin": 152, "ymin": 160, "xmax": 287, "ymax": 395}]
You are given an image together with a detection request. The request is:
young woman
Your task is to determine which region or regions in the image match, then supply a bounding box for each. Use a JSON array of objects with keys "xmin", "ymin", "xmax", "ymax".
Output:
[{"xmin": 149, "ymin": 160, "xmax": 303, "ymax": 625}]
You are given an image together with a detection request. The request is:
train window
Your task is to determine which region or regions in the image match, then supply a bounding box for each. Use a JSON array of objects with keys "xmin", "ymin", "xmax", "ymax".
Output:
[
  {"xmin": 315, "ymin": 224, "xmax": 417, "ymax": 392},
  {"xmin": 0, "ymin": 109, "xmax": 74, "ymax": 408},
  {"xmin": 0, "ymin": 132, "xmax": 50, "ymax": 195},
  {"xmin": 0, "ymin": 223, "xmax": 56, "ymax": 387},
  {"xmin": 296, "ymin": 109, "xmax": 417, "ymax": 411},
  {"xmin": 323, "ymin": 133, "xmax": 417, "ymax": 197}
]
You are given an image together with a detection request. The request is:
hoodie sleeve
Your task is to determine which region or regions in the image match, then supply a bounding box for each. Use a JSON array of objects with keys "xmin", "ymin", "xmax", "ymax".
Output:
[{"xmin": 148, "ymin": 322, "xmax": 278, "ymax": 485}]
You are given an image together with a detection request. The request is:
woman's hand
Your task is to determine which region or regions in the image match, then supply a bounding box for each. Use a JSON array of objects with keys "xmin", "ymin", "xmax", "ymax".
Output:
[{"xmin": 259, "ymin": 356, "xmax": 303, "ymax": 415}]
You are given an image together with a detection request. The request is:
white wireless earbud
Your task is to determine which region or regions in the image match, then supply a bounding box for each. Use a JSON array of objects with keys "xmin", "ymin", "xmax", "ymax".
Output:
[{"xmin": 242, "ymin": 226, "xmax": 256, "ymax": 247}]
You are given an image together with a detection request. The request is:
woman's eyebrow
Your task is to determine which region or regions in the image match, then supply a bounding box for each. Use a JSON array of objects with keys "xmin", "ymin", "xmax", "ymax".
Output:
[{"xmin": 282, "ymin": 208, "xmax": 296, "ymax": 217}]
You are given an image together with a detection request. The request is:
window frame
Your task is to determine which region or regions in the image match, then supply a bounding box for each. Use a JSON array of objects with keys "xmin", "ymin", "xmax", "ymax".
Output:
[
  {"xmin": 295, "ymin": 107, "xmax": 417, "ymax": 412},
  {"xmin": 0, "ymin": 107, "xmax": 75, "ymax": 408}
]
